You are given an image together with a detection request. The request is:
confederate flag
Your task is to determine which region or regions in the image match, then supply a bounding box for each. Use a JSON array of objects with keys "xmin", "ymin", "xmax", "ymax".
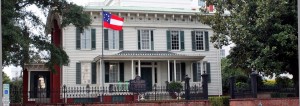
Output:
[{"xmin": 103, "ymin": 11, "xmax": 124, "ymax": 30}]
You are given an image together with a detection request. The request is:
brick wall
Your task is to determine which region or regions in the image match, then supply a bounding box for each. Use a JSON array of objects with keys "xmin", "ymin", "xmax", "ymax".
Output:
[
  {"xmin": 230, "ymin": 98, "xmax": 299, "ymax": 106},
  {"xmin": 15, "ymin": 100, "xmax": 210, "ymax": 106}
]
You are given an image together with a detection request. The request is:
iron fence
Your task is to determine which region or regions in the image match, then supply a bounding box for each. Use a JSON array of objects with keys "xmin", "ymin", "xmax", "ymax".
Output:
[{"xmin": 10, "ymin": 83, "xmax": 205, "ymax": 104}]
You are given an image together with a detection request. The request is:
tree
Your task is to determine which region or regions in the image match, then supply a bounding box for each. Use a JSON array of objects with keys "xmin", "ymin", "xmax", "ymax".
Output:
[
  {"xmin": 221, "ymin": 58, "xmax": 247, "ymax": 94},
  {"xmin": 199, "ymin": 0, "xmax": 298, "ymax": 95},
  {"xmin": 2, "ymin": 72, "xmax": 10, "ymax": 84},
  {"xmin": 2, "ymin": 0, "xmax": 91, "ymax": 72}
]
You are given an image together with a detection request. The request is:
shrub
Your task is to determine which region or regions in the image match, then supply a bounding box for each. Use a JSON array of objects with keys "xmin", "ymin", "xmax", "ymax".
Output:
[
  {"xmin": 275, "ymin": 76, "xmax": 293, "ymax": 88},
  {"xmin": 168, "ymin": 82, "xmax": 183, "ymax": 93},
  {"xmin": 235, "ymin": 82, "xmax": 250, "ymax": 92},
  {"xmin": 209, "ymin": 96, "xmax": 230, "ymax": 106}
]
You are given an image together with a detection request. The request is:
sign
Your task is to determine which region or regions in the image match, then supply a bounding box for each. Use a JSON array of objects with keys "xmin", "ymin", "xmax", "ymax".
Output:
[
  {"xmin": 129, "ymin": 76, "xmax": 146, "ymax": 93},
  {"xmin": 3, "ymin": 84, "xmax": 10, "ymax": 106}
]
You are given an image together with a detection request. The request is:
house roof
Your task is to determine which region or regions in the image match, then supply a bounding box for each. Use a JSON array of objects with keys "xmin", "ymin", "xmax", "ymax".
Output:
[
  {"xmin": 94, "ymin": 51, "xmax": 205, "ymax": 61},
  {"xmin": 84, "ymin": 6, "xmax": 201, "ymax": 14}
]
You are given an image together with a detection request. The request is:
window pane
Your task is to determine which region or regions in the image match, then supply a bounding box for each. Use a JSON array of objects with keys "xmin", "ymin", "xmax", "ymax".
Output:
[
  {"xmin": 141, "ymin": 30, "xmax": 150, "ymax": 50},
  {"xmin": 81, "ymin": 28, "xmax": 91, "ymax": 49},
  {"xmin": 195, "ymin": 31, "xmax": 204, "ymax": 50},
  {"xmin": 109, "ymin": 63, "xmax": 118, "ymax": 82},
  {"xmin": 171, "ymin": 31, "xmax": 179, "ymax": 50},
  {"xmin": 176, "ymin": 63, "xmax": 181, "ymax": 81},
  {"xmin": 197, "ymin": 62, "xmax": 201, "ymax": 81},
  {"xmin": 109, "ymin": 29, "xmax": 119, "ymax": 50}
]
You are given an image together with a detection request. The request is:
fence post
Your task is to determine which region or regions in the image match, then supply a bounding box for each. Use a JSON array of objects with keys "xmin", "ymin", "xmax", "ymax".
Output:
[
  {"xmin": 202, "ymin": 72, "xmax": 208, "ymax": 100},
  {"xmin": 154, "ymin": 84, "xmax": 157, "ymax": 101},
  {"xmin": 229, "ymin": 76, "xmax": 235, "ymax": 99},
  {"xmin": 250, "ymin": 71, "xmax": 258, "ymax": 98},
  {"xmin": 63, "ymin": 85, "xmax": 66, "ymax": 103},
  {"xmin": 184, "ymin": 75, "xmax": 190, "ymax": 100}
]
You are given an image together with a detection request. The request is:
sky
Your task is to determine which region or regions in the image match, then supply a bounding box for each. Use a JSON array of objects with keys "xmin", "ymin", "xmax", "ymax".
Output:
[{"xmin": 3, "ymin": 0, "xmax": 235, "ymax": 79}]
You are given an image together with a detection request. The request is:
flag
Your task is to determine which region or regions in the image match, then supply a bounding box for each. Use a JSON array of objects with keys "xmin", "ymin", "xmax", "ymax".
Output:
[{"xmin": 103, "ymin": 11, "xmax": 124, "ymax": 30}]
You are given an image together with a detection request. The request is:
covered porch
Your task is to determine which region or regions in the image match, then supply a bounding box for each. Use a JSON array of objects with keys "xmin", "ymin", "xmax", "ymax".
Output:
[{"xmin": 94, "ymin": 51, "xmax": 206, "ymax": 88}]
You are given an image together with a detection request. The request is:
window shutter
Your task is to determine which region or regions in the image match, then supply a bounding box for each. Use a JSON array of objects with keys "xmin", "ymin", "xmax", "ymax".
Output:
[
  {"xmin": 151, "ymin": 30, "xmax": 154, "ymax": 50},
  {"xmin": 119, "ymin": 30, "xmax": 124, "ymax": 50},
  {"xmin": 181, "ymin": 62, "xmax": 186, "ymax": 81},
  {"xmin": 138, "ymin": 30, "xmax": 141, "ymax": 50},
  {"xmin": 104, "ymin": 29, "xmax": 109, "ymax": 50},
  {"xmin": 206, "ymin": 62, "xmax": 211, "ymax": 83},
  {"xmin": 76, "ymin": 28, "xmax": 81, "ymax": 49},
  {"xmin": 205, "ymin": 31, "xmax": 209, "ymax": 51},
  {"xmin": 119, "ymin": 62, "xmax": 124, "ymax": 82},
  {"xmin": 191, "ymin": 31, "xmax": 196, "ymax": 51},
  {"xmin": 180, "ymin": 31, "xmax": 184, "ymax": 51},
  {"xmin": 166, "ymin": 31, "xmax": 171, "ymax": 51},
  {"xmin": 105, "ymin": 62, "xmax": 109, "ymax": 83},
  {"xmin": 76, "ymin": 62, "xmax": 81, "ymax": 84},
  {"xmin": 170, "ymin": 62, "xmax": 173, "ymax": 81},
  {"xmin": 91, "ymin": 62, "xmax": 96, "ymax": 84},
  {"xmin": 192, "ymin": 63, "xmax": 197, "ymax": 82},
  {"xmin": 91, "ymin": 29, "xmax": 96, "ymax": 50}
]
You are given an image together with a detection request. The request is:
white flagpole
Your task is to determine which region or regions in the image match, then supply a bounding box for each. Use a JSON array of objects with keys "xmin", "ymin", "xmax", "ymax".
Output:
[{"xmin": 101, "ymin": 8, "xmax": 104, "ymax": 88}]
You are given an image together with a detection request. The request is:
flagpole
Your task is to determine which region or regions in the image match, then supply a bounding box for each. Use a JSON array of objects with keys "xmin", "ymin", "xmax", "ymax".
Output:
[
  {"xmin": 101, "ymin": 8, "xmax": 104, "ymax": 88},
  {"xmin": 100, "ymin": 8, "xmax": 105, "ymax": 102}
]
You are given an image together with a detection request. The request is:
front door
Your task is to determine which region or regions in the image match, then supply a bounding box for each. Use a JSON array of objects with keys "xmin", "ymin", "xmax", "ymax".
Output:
[{"xmin": 141, "ymin": 67, "xmax": 152, "ymax": 91}]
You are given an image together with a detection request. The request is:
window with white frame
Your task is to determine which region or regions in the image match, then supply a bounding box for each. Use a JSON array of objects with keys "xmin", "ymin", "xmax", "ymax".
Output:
[
  {"xmin": 171, "ymin": 31, "xmax": 180, "ymax": 50},
  {"xmin": 195, "ymin": 31, "xmax": 204, "ymax": 50},
  {"xmin": 175, "ymin": 63, "xmax": 181, "ymax": 81},
  {"xmin": 109, "ymin": 63, "xmax": 119, "ymax": 82},
  {"xmin": 81, "ymin": 28, "xmax": 91, "ymax": 49},
  {"xmin": 141, "ymin": 30, "xmax": 151, "ymax": 50},
  {"xmin": 108, "ymin": 29, "xmax": 119, "ymax": 50},
  {"xmin": 196, "ymin": 62, "xmax": 202, "ymax": 81}
]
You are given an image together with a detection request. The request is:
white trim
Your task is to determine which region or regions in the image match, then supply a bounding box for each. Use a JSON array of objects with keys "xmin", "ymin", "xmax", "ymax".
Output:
[
  {"xmin": 169, "ymin": 30, "xmax": 181, "ymax": 51},
  {"xmin": 138, "ymin": 60, "xmax": 141, "ymax": 76},
  {"xmin": 99, "ymin": 59, "xmax": 102, "ymax": 86},
  {"xmin": 131, "ymin": 60, "xmax": 134, "ymax": 79},
  {"xmin": 139, "ymin": 29, "xmax": 152, "ymax": 50},
  {"xmin": 173, "ymin": 60, "xmax": 176, "ymax": 81},
  {"xmin": 193, "ymin": 30, "xmax": 206, "ymax": 51}
]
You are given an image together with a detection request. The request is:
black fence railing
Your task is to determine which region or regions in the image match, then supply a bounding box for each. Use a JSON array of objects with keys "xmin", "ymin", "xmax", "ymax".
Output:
[
  {"xmin": 10, "ymin": 74, "xmax": 210, "ymax": 104},
  {"xmin": 229, "ymin": 72, "xmax": 297, "ymax": 99}
]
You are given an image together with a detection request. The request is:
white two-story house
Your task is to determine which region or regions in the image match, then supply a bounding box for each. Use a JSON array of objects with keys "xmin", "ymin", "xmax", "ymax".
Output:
[{"xmin": 61, "ymin": 0, "xmax": 222, "ymax": 96}]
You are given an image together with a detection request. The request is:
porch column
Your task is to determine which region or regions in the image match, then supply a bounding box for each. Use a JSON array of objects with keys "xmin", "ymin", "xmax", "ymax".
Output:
[
  {"xmin": 99, "ymin": 59, "xmax": 102, "ymax": 86},
  {"xmin": 138, "ymin": 60, "xmax": 141, "ymax": 76},
  {"xmin": 167, "ymin": 60, "xmax": 170, "ymax": 82},
  {"xmin": 131, "ymin": 60, "xmax": 134, "ymax": 79},
  {"xmin": 174, "ymin": 60, "xmax": 176, "ymax": 81}
]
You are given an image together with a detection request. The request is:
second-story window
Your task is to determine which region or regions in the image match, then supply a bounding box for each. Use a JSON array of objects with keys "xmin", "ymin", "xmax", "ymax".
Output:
[
  {"xmin": 138, "ymin": 29, "xmax": 154, "ymax": 50},
  {"xmin": 171, "ymin": 31, "xmax": 180, "ymax": 50},
  {"xmin": 192, "ymin": 30, "xmax": 209, "ymax": 51},
  {"xmin": 195, "ymin": 31, "xmax": 204, "ymax": 50},
  {"xmin": 104, "ymin": 29, "xmax": 124, "ymax": 50},
  {"xmin": 108, "ymin": 29, "xmax": 119, "ymax": 50},
  {"xmin": 81, "ymin": 29, "xmax": 91, "ymax": 49},
  {"xmin": 167, "ymin": 30, "xmax": 184, "ymax": 51},
  {"xmin": 76, "ymin": 27, "xmax": 96, "ymax": 50}
]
